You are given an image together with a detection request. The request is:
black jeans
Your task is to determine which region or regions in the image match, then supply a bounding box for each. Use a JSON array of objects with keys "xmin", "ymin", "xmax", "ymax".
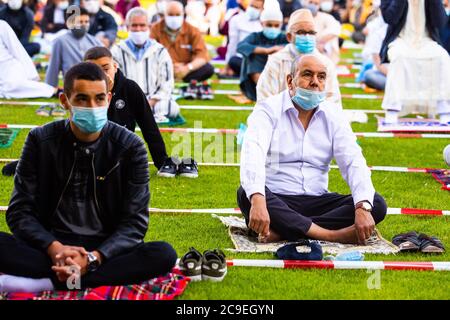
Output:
[
  {"xmin": 228, "ymin": 56, "xmax": 242, "ymax": 76},
  {"xmin": 237, "ymin": 186, "xmax": 387, "ymax": 241},
  {"xmin": 23, "ymin": 42, "xmax": 41, "ymax": 58},
  {"xmin": 183, "ymin": 63, "xmax": 215, "ymax": 82},
  {"xmin": 0, "ymin": 232, "xmax": 177, "ymax": 290}
]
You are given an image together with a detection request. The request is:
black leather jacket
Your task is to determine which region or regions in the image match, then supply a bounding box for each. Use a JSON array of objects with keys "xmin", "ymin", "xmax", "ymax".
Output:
[{"xmin": 6, "ymin": 120, "xmax": 150, "ymax": 260}]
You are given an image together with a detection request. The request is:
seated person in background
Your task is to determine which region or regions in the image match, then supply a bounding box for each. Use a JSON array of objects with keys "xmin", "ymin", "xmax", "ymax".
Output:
[
  {"xmin": 185, "ymin": 0, "xmax": 221, "ymax": 36},
  {"xmin": 115, "ymin": 0, "xmax": 140, "ymax": 20},
  {"xmin": 440, "ymin": 0, "xmax": 450, "ymax": 54},
  {"xmin": 279, "ymin": 0, "xmax": 302, "ymax": 29},
  {"xmin": 0, "ymin": 62, "xmax": 177, "ymax": 293},
  {"xmin": 147, "ymin": 0, "xmax": 169, "ymax": 24},
  {"xmin": 257, "ymin": 9, "xmax": 341, "ymax": 107},
  {"xmin": 40, "ymin": 0, "xmax": 69, "ymax": 36},
  {"xmin": 81, "ymin": 0, "xmax": 118, "ymax": 47},
  {"xmin": 151, "ymin": 1, "xmax": 215, "ymax": 83},
  {"xmin": 360, "ymin": 6, "xmax": 387, "ymax": 91},
  {"xmin": 112, "ymin": 7, "xmax": 180, "ymax": 120},
  {"xmin": 318, "ymin": 0, "xmax": 342, "ymax": 23},
  {"xmin": 303, "ymin": 0, "xmax": 341, "ymax": 64},
  {"xmin": 216, "ymin": 0, "xmax": 246, "ymax": 60},
  {"xmin": 0, "ymin": 0, "xmax": 41, "ymax": 57},
  {"xmin": 340, "ymin": 0, "xmax": 374, "ymax": 43},
  {"xmin": 238, "ymin": 55, "xmax": 387, "ymax": 245},
  {"xmin": 380, "ymin": 0, "xmax": 450, "ymax": 125},
  {"xmin": 45, "ymin": 7, "xmax": 103, "ymax": 89},
  {"xmin": 224, "ymin": 0, "xmax": 264, "ymax": 77},
  {"xmin": 85, "ymin": 46, "xmax": 180, "ymax": 178},
  {"xmin": 237, "ymin": 0, "xmax": 287, "ymax": 101},
  {"xmin": 0, "ymin": 20, "xmax": 55, "ymax": 99}
]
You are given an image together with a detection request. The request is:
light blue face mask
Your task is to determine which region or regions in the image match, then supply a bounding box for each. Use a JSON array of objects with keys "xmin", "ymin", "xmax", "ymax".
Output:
[
  {"xmin": 245, "ymin": 6, "xmax": 260, "ymax": 21},
  {"xmin": 263, "ymin": 27, "xmax": 282, "ymax": 40},
  {"xmin": 71, "ymin": 106, "xmax": 108, "ymax": 133},
  {"xmin": 291, "ymin": 87, "xmax": 326, "ymax": 111},
  {"xmin": 295, "ymin": 34, "xmax": 316, "ymax": 54}
]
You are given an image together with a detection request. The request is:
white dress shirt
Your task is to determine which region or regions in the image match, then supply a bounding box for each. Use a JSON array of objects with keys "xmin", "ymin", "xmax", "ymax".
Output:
[
  {"xmin": 240, "ymin": 90, "xmax": 375, "ymax": 205},
  {"xmin": 225, "ymin": 12, "xmax": 262, "ymax": 63}
]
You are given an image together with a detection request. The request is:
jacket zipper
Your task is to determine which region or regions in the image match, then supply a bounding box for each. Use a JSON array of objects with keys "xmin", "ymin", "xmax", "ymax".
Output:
[
  {"xmin": 53, "ymin": 151, "xmax": 77, "ymax": 217},
  {"xmin": 96, "ymin": 160, "xmax": 120, "ymax": 181},
  {"xmin": 91, "ymin": 153, "xmax": 101, "ymax": 213}
]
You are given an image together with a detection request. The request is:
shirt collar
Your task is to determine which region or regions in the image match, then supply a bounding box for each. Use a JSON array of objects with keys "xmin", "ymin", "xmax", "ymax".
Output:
[{"xmin": 125, "ymin": 39, "xmax": 152, "ymax": 59}]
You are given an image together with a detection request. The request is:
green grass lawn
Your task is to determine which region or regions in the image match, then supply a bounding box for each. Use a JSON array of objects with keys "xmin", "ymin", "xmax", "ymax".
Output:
[{"xmin": 0, "ymin": 46, "xmax": 449, "ymax": 300}]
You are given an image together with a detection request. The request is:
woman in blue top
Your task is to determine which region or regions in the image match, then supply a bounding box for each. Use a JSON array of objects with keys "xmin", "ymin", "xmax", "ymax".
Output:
[{"xmin": 237, "ymin": 0, "xmax": 288, "ymax": 101}]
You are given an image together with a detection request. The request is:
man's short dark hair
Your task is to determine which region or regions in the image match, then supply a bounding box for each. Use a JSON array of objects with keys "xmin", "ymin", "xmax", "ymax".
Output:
[
  {"xmin": 64, "ymin": 62, "xmax": 108, "ymax": 96},
  {"xmin": 65, "ymin": 7, "xmax": 90, "ymax": 21},
  {"xmin": 84, "ymin": 46, "xmax": 113, "ymax": 61}
]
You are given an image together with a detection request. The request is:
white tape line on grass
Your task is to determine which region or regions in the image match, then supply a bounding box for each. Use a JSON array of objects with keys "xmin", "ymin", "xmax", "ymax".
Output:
[
  {"xmin": 0, "ymin": 159, "xmax": 441, "ymax": 173},
  {"xmin": 227, "ymin": 260, "xmax": 450, "ymax": 271},
  {"xmin": 0, "ymin": 206, "xmax": 448, "ymax": 216},
  {"xmin": 3, "ymin": 125, "xmax": 450, "ymax": 138}
]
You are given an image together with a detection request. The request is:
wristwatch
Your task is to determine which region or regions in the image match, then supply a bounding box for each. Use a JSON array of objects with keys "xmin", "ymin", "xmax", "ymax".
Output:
[
  {"xmin": 355, "ymin": 201, "xmax": 373, "ymax": 212},
  {"xmin": 87, "ymin": 252, "xmax": 100, "ymax": 272},
  {"xmin": 188, "ymin": 63, "xmax": 194, "ymax": 71}
]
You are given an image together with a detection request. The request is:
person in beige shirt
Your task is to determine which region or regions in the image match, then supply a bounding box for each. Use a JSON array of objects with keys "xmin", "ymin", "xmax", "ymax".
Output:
[
  {"xmin": 256, "ymin": 9, "xmax": 341, "ymax": 107},
  {"xmin": 151, "ymin": 0, "xmax": 214, "ymax": 82}
]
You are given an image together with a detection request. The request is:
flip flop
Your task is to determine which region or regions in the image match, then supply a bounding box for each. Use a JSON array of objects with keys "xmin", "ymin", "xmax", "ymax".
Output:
[
  {"xmin": 392, "ymin": 231, "xmax": 421, "ymax": 252},
  {"xmin": 419, "ymin": 234, "xmax": 445, "ymax": 254}
]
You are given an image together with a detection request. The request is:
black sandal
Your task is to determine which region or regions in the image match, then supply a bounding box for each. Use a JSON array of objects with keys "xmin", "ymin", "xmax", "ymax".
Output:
[
  {"xmin": 392, "ymin": 231, "xmax": 421, "ymax": 252},
  {"xmin": 419, "ymin": 234, "xmax": 445, "ymax": 253}
]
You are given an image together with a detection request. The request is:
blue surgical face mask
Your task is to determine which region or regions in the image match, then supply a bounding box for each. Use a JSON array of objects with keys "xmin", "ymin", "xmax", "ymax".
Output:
[
  {"xmin": 291, "ymin": 87, "xmax": 326, "ymax": 111},
  {"xmin": 305, "ymin": 3, "xmax": 319, "ymax": 15},
  {"xmin": 295, "ymin": 34, "xmax": 316, "ymax": 54},
  {"xmin": 263, "ymin": 27, "xmax": 281, "ymax": 40},
  {"xmin": 71, "ymin": 105, "xmax": 108, "ymax": 133},
  {"xmin": 245, "ymin": 6, "xmax": 260, "ymax": 21}
]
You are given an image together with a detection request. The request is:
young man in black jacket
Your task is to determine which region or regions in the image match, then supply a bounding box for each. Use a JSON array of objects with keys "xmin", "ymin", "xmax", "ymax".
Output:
[{"xmin": 0, "ymin": 62, "xmax": 177, "ymax": 292}]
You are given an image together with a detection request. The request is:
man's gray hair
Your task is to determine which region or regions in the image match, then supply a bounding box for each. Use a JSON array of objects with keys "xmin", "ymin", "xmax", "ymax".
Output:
[{"xmin": 125, "ymin": 7, "xmax": 149, "ymax": 26}]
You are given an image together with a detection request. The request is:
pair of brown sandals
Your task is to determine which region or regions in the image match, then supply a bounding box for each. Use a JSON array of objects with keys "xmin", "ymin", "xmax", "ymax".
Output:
[{"xmin": 392, "ymin": 231, "xmax": 445, "ymax": 253}]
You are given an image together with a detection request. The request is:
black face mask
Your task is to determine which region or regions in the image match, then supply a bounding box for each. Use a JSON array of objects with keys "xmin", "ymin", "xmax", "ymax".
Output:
[{"xmin": 71, "ymin": 26, "xmax": 88, "ymax": 39}]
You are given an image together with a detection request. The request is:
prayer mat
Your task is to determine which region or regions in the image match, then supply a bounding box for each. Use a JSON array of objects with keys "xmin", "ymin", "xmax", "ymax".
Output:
[
  {"xmin": 377, "ymin": 117, "xmax": 450, "ymax": 133},
  {"xmin": 0, "ymin": 271, "xmax": 188, "ymax": 300},
  {"xmin": 213, "ymin": 215, "xmax": 399, "ymax": 255},
  {"xmin": 0, "ymin": 128, "xmax": 19, "ymax": 149},
  {"xmin": 428, "ymin": 169, "xmax": 450, "ymax": 192},
  {"xmin": 157, "ymin": 114, "xmax": 187, "ymax": 127}
]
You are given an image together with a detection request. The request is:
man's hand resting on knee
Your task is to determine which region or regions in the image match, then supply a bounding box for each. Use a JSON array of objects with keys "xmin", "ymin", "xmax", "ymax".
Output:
[
  {"xmin": 249, "ymin": 194, "xmax": 270, "ymax": 239},
  {"xmin": 354, "ymin": 208, "xmax": 375, "ymax": 244}
]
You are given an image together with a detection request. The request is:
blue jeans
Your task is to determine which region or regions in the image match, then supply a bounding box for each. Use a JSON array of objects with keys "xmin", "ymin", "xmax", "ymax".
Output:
[{"xmin": 364, "ymin": 70, "xmax": 386, "ymax": 91}]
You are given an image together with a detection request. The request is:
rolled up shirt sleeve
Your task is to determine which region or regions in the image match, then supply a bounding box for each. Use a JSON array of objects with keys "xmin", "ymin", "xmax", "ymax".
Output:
[
  {"xmin": 240, "ymin": 103, "xmax": 274, "ymax": 200},
  {"xmin": 332, "ymin": 112, "xmax": 375, "ymax": 206}
]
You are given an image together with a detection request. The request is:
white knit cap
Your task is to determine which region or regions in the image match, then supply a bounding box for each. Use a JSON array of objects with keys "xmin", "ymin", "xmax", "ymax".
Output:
[{"xmin": 260, "ymin": 0, "xmax": 283, "ymax": 22}]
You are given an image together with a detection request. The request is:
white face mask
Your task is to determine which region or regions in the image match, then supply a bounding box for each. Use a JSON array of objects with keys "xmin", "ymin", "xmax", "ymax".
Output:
[
  {"xmin": 84, "ymin": 0, "xmax": 100, "ymax": 14},
  {"xmin": 165, "ymin": 15, "xmax": 184, "ymax": 31},
  {"xmin": 129, "ymin": 31, "xmax": 149, "ymax": 46},
  {"xmin": 8, "ymin": 0, "xmax": 23, "ymax": 10},
  {"xmin": 57, "ymin": 1, "xmax": 69, "ymax": 10},
  {"xmin": 320, "ymin": 1, "xmax": 333, "ymax": 13}
]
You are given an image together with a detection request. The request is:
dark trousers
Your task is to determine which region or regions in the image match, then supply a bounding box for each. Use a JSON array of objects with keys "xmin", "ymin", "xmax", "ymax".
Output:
[
  {"xmin": 228, "ymin": 56, "xmax": 242, "ymax": 76},
  {"xmin": 23, "ymin": 42, "xmax": 41, "ymax": 57},
  {"xmin": 237, "ymin": 186, "xmax": 387, "ymax": 241},
  {"xmin": 0, "ymin": 232, "xmax": 177, "ymax": 290},
  {"xmin": 183, "ymin": 63, "xmax": 215, "ymax": 82}
]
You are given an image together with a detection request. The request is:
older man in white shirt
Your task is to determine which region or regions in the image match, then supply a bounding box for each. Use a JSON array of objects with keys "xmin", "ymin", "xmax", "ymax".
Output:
[
  {"xmin": 256, "ymin": 9, "xmax": 341, "ymax": 107},
  {"xmin": 238, "ymin": 55, "xmax": 386, "ymax": 244}
]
